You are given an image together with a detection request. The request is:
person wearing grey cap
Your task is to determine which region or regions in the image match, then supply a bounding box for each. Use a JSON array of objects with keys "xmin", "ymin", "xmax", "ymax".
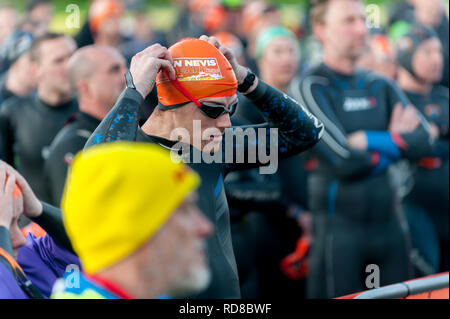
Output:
[{"xmin": 0, "ymin": 30, "xmax": 36, "ymax": 107}]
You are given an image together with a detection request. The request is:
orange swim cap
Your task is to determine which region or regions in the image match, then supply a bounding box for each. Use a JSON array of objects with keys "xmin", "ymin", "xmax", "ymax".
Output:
[
  {"xmin": 156, "ymin": 38, "xmax": 237, "ymax": 106},
  {"xmin": 89, "ymin": 0, "xmax": 124, "ymax": 33}
]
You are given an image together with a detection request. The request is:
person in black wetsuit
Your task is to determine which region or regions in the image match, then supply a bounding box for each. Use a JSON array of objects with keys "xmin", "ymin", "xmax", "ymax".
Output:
[
  {"xmin": 43, "ymin": 45, "xmax": 127, "ymax": 207},
  {"xmin": 289, "ymin": 0, "xmax": 436, "ymax": 298},
  {"xmin": 84, "ymin": 37, "xmax": 324, "ymax": 298},
  {"xmin": 388, "ymin": 0, "xmax": 449, "ymax": 88},
  {"xmin": 395, "ymin": 24, "xmax": 449, "ymax": 274},
  {"xmin": 0, "ymin": 33, "xmax": 78, "ymax": 203},
  {"xmin": 0, "ymin": 30, "xmax": 36, "ymax": 107}
]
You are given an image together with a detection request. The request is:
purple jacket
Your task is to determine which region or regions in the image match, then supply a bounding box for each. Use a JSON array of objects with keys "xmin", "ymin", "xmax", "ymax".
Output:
[{"xmin": 0, "ymin": 233, "xmax": 80, "ymax": 299}]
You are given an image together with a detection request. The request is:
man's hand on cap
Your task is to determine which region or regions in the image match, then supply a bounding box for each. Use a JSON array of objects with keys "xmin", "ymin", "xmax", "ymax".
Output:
[
  {"xmin": 130, "ymin": 44, "xmax": 176, "ymax": 98},
  {"xmin": 0, "ymin": 163, "xmax": 15, "ymax": 229},
  {"xmin": 199, "ymin": 35, "xmax": 248, "ymax": 85},
  {"xmin": 1, "ymin": 161, "xmax": 42, "ymax": 219}
]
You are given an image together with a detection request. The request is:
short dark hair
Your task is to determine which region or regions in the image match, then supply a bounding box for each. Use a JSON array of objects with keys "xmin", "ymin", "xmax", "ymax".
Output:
[{"xmin": 28, "ymin": 32, "xmax": 66, "ymax": 62}]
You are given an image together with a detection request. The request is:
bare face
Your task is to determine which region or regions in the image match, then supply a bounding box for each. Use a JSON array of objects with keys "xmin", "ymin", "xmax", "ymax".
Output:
[
  {"xmin": 87, "ymin": 48, "xmax": 127, "ymax": 113},
  {"xmin": 318, "ymin": 0, "xmax": 368, "ymax": 60},
  {"xmin": 259, "ymin": 37, "xmax": 299, "ymax": 89},
  {"xmin": 412, "ymin": 38, "xmax": 443, "ymax": 83},
  {"xmin": 11, "ymin": 53, "xmax": 37, "ymax": 93},
  {"xmin": 35, "ymin": 37, "xmax": 77, "ymax": 98},
  {"xmin": 173, "ymin": 95, "xmax": 236, "ymax": 153},
  {"xmin": 413, "ymin": 0, "xmax": 445, "ymax": 27},
  {"xmin": 147, "ymin": 193, "xmax": 213, "ymax": 297},
  {"xmin": 29, "ymin": 3, "xmax": 53, "ymax": 37}
]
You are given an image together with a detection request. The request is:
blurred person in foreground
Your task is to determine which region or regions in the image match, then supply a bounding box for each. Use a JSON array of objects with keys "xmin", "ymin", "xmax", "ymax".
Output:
[
  {"xmin": 51, "ymin": 142, "xmax": 213, "ymax": 299},
  {"xmin": 44, "ymin": 45, "xmax": 127, "ymax": 207},
  {"xmin": 0, "ymin": 30, "xmax": 36, "ymax": 106},
  {"xmin": 395, "ymin": 24, "xmax": 449, "ymax": 274},
  {"xmin": 0, "ymin": 33, "xmax": 78, "ymax": 202},
  {"xmin": 290, "ymin": 0, "xmax": 436, "ymax": 298},
  {"xmin": 0, "ymin": 160, "xmax": 79, "ymax": 298},
  {"xmin": 83, "ymin": 35, "xmax": 323, "ymax": 298}
]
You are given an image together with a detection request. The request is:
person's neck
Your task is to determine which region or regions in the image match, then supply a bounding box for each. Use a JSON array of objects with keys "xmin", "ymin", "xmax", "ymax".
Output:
[
  {"xmin": 38, "ymin": 86, "xmax": 72, "ymax": 106},
  {"xmin": 97, "ymin": 263, "xmax": 167, "ymax": 299},
  {"xmin": 6, "ymin": 72, "xmax": 32, "ymax": 97},
  {"xmin": 323, "ymin": 49, "xmax": 356, "ymax": 75},
  {"xmin": 397, "ymin": 69, "xmax": 432, "ymax": 96},
  {"xmin": 78, "ymin": 98, "xmax": 107, "ymax": 121},
  {"xmin": 141, "ymin": 111, "xmax": 178, "ymax": 142}
]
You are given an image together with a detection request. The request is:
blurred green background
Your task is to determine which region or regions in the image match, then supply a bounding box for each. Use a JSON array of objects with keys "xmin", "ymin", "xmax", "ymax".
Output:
[{"xmin": 1, "ymin": 0, "xmax": 449, "ymax": 35}]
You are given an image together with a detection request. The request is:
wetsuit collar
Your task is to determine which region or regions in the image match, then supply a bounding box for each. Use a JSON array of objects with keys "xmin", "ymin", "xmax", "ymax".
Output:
[
  {"xmin": 36, "ymin": 93, "xmax": 77, "ymax": 111},
  {"xmin": 86, "ymin": 273, "xmax": 134, "ymax": 299},
  {"xmin": 321, "ymin": 62, "xmax": 361, "ymax": 79},
  {"xmin": 137, "ymin": 127, "xmax": 188, "ymax": 150},
  {"xmin": 78, "ymin": 111, "xmax": 102, "ymax": 126}
]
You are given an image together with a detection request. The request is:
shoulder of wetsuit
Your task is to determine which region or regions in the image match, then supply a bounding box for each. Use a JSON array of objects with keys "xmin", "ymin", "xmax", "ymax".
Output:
[
  {"xmin": 361, "ymin": 70, "xmax": 397, "ymax": 89},
  {"xmin": 302, "ymin": 64, "xmax": 327, "ymax": 79},
  {"xmin": 0, "ymin": 95, "xmax": 31, "ymax": 114},
  {"xmin": 48, "ymin": 123, "xmax": 88, "ymax": 156}
]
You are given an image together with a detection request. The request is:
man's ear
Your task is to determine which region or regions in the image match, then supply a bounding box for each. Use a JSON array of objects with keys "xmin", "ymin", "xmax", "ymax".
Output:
[
  {"xmin": 29, "ymin": 60, "xmax": 39, "ymax": 79},
  {"xmin": 313, "ymin": 23, "xmax": 326, "ymax": 44},
  {"xmin": 77, "ymin": 80, "xmax": 90, "ymax": 97}
]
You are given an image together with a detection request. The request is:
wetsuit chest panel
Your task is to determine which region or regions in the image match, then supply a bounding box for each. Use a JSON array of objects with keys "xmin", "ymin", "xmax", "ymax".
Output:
[
  {"xmin": 7, "ymin": 96, "xmax": 77, "ymax": 198},
  {"xmin": 408, "ymin": 88, "xmax": 449, "ymax": 136},
  {"xmin": 326, "ymin": 77, "xmax": 390, "ymax": 133}
]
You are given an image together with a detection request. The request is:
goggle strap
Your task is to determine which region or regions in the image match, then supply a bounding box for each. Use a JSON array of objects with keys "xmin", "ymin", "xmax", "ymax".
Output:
[{"xmin": 163, "ymin": 69, "xmax": 202, "ymax": 107}]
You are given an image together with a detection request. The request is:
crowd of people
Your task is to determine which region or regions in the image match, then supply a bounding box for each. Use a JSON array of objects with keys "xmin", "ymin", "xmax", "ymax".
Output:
[{"xmin": 0, "ymin": 0, "xmax": 448, "ymax": 299}]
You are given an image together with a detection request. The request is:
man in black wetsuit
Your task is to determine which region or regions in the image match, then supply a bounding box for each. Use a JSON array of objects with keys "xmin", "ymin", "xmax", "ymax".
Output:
[
  {"xmin": 289, "ymin": 0, "xmax": 436, "ymax": 298},
  {"xmin": 84, "ymin": 36, "xmax": 324, "ymax": 298},
  {"xmin": 395, "ymin": 24, "xmax": 449, "ymax": 274},
  {"xmin": 0, "ymin": 30, "xmax": 36, "ymax": 106},
  {"xmin": 0, "ymin": 33, "xmax": 78, "ymax": 202},
  {"xmin": 43, "ymin": 45, "xmax": 127, "ymax": 207}
]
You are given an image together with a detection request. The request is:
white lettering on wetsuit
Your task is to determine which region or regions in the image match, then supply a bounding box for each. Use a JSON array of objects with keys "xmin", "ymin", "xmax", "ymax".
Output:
[{"xmin": 343, "ymin": 97, "xmax": 377, "ymax": 112}]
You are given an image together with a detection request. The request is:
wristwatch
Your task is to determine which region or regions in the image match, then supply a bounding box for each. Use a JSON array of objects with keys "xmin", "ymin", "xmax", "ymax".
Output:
[
  {"xmin": 125, "ymin": 71, "xmax": 136, "ymax": 90},
  {"xmin": 237, "ymin": 68, "xmax": 256, "ymax": 93}
]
